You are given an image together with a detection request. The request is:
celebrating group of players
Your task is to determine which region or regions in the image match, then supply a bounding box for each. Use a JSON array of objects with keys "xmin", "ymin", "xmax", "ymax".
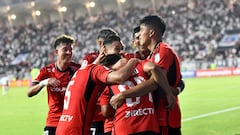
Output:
[{"xmin": 27, "ymin": 15, "xmax": 185, "ymax": 135}]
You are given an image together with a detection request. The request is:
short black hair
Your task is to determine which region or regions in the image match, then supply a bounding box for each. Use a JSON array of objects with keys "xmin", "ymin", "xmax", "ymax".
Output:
[
  {"xmin": 140, "ymin": 15, "xmax": 166, "ymax": 37},
  {"xmin": 133, "ymin": 26, "xmax": 140, "ymax": 38},
  {"xmin": 100, "ymin": 54, "xmax": 122, "ymax": 67},
  {"xmin": 54, "ymin": 34, "xmax": 74, "ymax": 49},
  {"xmin": 97, "ymin": 28, "xmax": 119, "ymax": 41},
  {"xmin": 103, "ymin": 35, "xmax": 121, "ymax": 46}
]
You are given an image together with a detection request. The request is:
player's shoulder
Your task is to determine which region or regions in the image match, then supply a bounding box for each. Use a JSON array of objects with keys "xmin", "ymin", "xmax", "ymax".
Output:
[
  {"xmin": 70, "ymin": 61, "xmax": 81, "ymax": 69},
  {"xmin": 41, "ymin": 63, "xmax": 55, "ymax": 72},
  {"xmin": 83, "ymin": 51, "xmax": 99, "ymax": 58},
  {"xmin": 123, "ymin": 52, "xmax": 135, "ymax": 59}
]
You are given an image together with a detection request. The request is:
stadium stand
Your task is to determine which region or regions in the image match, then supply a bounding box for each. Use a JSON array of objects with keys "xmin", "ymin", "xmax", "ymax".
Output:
[{"xmin": 0, "ymin": 0, "xmax": 240, "ymax": 80}]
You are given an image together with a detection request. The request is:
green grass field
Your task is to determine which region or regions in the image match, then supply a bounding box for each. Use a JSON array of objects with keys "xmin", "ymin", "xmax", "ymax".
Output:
[{"xmin": 0, "ymin": 76, "xmax": 239, "ymax": 135}]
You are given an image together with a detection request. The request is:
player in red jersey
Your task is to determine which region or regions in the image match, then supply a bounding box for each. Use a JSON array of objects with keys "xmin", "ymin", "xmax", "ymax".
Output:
[
  {"xmin": 81, "ymin": 28, "xmax": 123, "ymax": 135},
  {"xmin": 110, "ymin": 16, "xmax": 184, "ymax": 135},
  {"xmin": 100, "ymin": 54, "xmax": 160, "ymax": 135},
  {"xmin": 81, "ymin": 28, "xmax": 120, "ymax": 66},
  {"xmin": 97, "ymin": 26, "xmax": 151, "ymax": 135},
  {"xmin": 27, "ymin": 34, "xmax": 81, "ymax": 135},
  {"xmin": 139, "ymin": 15, "xmax": 182, "ymax": 135},
  {"xmin": 55, "ymin": 57, "xmax": 140, "ymax": 135}
]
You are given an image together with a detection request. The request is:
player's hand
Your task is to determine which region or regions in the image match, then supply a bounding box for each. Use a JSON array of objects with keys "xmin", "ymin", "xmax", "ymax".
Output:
[
  {"xmin": 128, "ymin": 58, "xmax": 140, "ymax": 65},
  {"xmin": 48, "ymin": 78, "xmax": 61, "ymax": 87},
  {"xmin": 110, "ymin": 93, "xmax": 124, "ymax": 109},
  {"xmin": 93, "ymin": 46, "xmax": 106, "ymax": 64}
]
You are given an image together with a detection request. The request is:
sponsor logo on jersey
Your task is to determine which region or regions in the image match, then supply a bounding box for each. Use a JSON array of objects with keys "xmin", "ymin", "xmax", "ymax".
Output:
[
  {"xmin": 125, "ymin": 107, "xmax": 155, "ymax": 118},
  {"xmin": 50, "ymin": 87, "xmax": 66, "ymax": 92},
  {"xmin": 154, "ymin": 53, "xmax": 160, "ymax": 63},
  {"xmin": 59, "ymin": 114, "xmax": 73, "ymax": 122}
]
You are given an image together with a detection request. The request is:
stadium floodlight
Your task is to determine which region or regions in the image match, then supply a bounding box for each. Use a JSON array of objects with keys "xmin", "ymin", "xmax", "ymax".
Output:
[
  {"xmin": 86, "ymin": 1, "xmax": 95, "ymax": 8},
  {"xmin": 35, "ymin": 10, "xmax": 41, "ymax": 16},
  {"xmin": 6, "ymin": 6, "xmax": 11, "ymax": 12},
  {"xmin": 118, "ymin": 0, "xmax": 126, "ymax": 3},
  {"xmin": 10, "ymin": 14, "xmax": 16, "ymax": 20},
  {"xmin": 58, "ymin": 6, "xmax": 67, "ymax": 12},
  {"xmin": 31, "ymin": 1, "xmax": 35, "ymax": 7}
]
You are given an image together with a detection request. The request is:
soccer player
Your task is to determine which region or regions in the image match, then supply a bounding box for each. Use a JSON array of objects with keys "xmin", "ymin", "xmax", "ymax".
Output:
[
  {"xmin": 80, "ymin": 28, "xmax": 122, "ymax": 135},
  {"xmin": 81, "ymin": 27, "xmax": 120, "ymax": 66},
  {"xmin": 26, "ymin": 34, "xmax": 81, "ymax": 135},
  {"xmin": 110, "ymin": 15, "xmax": 183, "ymax": 135},
  {"xmin": 100, "ymin": 54, "xmax": 160, "ymax": 135},
  {"xmin": 1, "ymin": 75, "xmax": 9, "ymax": 95},
  {"xmin": 138, "ymin": 15, "xmax": 182, "ymax": 135},
  {"xmin": 55, "ymin": 57, "xmax": 140, "ymax": 135}
]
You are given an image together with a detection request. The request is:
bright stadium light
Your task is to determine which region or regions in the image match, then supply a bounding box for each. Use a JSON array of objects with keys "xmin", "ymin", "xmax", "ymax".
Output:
[
  {"xmin": 6, "ymin": 6, "xmax": 10, "ymax": 12},
  {"xmin": 58, "ymin": 6, "xmax": 67, "ymax": 12},
  {"xmin": 35, "ymin": 10, "xmax": 41, "ymax": 16},
  {"xmin": 119, "ymin": 0, "xmax": 126, "ymax": 3},
  {"xmin": 31, "ymin": 1, "xmax": 35, "ymax": 7},
  {"xmin": 89, "ymin": 1, "xmax": 95, "ymax": 8},
  {"xmin": 86, "ymin": 1, "xmax": 95, "ymax": 8},
  {"xmin": 11, "ymin": 14, "xmax": 16, "ymax": 20}
]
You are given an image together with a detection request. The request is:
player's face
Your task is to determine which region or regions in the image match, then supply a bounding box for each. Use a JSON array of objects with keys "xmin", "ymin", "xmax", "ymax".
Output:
[
  {"xmin": 134, "ymin": 32, "xmax": 148, "ymax": 52},
  {"xmin": 139, "ymin": 25, "xmax": 151, "ymax": 50},
  {"xmin": 55, "ymin": 43, "xmax": 73, "ymax": 63},
  {"xmin": 105, "ymin": 41, "xmax": 123, "ymax": 55}
]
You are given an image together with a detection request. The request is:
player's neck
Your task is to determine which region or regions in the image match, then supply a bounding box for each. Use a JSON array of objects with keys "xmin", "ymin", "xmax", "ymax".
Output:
[
  {"xmin": 150, "ymin": 39, "xmax": 161, "ymax": 51},
  {"xmin": 56, "ymin": 61, "xmax": 70, "ymax": 71}
]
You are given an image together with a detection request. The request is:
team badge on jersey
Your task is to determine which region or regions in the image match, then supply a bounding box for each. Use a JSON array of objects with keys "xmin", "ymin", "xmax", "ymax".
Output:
[
  {"xmin": 80, "ymin": 60, "xmax": 88, "ymax": 69},
  {"xmin": 154, "ymin": 53, "xmax": 160, "ymax": 63}
]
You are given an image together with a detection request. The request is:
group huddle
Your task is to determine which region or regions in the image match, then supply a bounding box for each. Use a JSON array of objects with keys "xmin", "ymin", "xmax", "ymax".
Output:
[{"xmin": 27, "ymin": 15, "xmax": 185, "ymax": 135}]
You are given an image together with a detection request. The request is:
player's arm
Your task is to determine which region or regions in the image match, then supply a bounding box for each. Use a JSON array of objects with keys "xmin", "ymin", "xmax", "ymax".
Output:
[
  {"xmin": 150, "ymin": 65, "xmax": 176, "ymax": 109},
  {"xmin": 110, "ymin": 77, "xmax": 158, "ymax": 109},
  {"xmin": 99, "ymin": 88, "xmax": 115, "ymax": 118},
  {"xmin": 27, "ymin": 78, "xmax": 60, "ymax": 97},
  {"xmin": 110, "ymin": 61, "xmax": 175, "ymax": 110},
  {"xmin": 106, "ymin": 58, "xmax": 139, "ymax": 83}
]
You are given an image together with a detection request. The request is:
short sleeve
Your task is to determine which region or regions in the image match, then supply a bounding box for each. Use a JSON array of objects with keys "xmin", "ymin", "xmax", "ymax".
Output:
[{"xmin": 91, "ymin": 65, "xmax": 111, "ymax": 83}]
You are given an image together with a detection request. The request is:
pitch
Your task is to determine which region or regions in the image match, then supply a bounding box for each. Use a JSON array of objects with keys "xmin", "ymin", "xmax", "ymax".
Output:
[{"xmin": 0, "ymin": 76, "xmax": 239, "ymax": 135}]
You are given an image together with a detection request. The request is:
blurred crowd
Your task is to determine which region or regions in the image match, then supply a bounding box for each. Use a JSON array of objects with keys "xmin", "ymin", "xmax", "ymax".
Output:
[{"xmin": 0, "ymin": 0, "xmax": 240, "ymax": 80}]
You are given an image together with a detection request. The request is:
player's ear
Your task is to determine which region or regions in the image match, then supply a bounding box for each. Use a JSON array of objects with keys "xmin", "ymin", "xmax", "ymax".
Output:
[
  {"xmin": 54, "ymin": 49, "xmax": 58, "ymax": 55},
  {"xmin": 149, "ymin": 29, "xmax": 155, "ymax": 38}
]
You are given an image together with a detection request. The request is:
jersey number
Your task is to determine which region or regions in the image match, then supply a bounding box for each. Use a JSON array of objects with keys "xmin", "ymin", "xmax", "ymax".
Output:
[{"xmin": 118, "ymin": 76, "xmax": 153, "ymax": 107}]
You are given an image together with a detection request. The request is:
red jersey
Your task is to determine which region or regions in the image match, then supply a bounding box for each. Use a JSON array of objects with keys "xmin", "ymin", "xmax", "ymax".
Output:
[
  {"xmin": 81, "ymin": 51, "xmax": 105, "ymax": 123},
  {"xmin": 98, "ymin": 88, "xmax": 114, "ymax": 133},
  {"xmin": 81, "ymin": 51, "xmax": 99, "ymax": 66},
  {"xmin": 56, "ymin": 64, "xmax": 111, "ymax": 135},
  {"xmin": 148, "ymin": 42, "xmax": 181, "ymax": 128},
  {"xmin": 33, "ymin": 62, "xmax": 80, "ymax": 127},
  {"xmin": 110, "ymin": 61, "xmax": 159, "ymax": 135}
]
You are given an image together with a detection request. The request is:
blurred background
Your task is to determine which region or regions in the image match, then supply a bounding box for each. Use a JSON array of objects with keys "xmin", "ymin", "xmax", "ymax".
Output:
[{"xmin": 0, "ymin": 0, "xmax": 239, "ymax": 84}]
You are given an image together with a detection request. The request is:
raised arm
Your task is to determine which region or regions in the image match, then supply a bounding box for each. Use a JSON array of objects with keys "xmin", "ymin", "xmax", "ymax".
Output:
[{"xmin": 106, "ymin": 58, "xmax": 139, "ymax": 83}]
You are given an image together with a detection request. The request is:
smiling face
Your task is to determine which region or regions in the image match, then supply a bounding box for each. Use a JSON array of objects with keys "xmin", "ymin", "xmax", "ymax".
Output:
[{"xmin": 55, "ymin": 43, "xmax": 73, "ymax": 64}]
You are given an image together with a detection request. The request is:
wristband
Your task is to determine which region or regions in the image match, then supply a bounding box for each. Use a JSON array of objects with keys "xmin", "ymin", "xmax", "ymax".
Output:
[{"xmin": 39, "ymin": 79, "xmax": 49, "ymax": 87}]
